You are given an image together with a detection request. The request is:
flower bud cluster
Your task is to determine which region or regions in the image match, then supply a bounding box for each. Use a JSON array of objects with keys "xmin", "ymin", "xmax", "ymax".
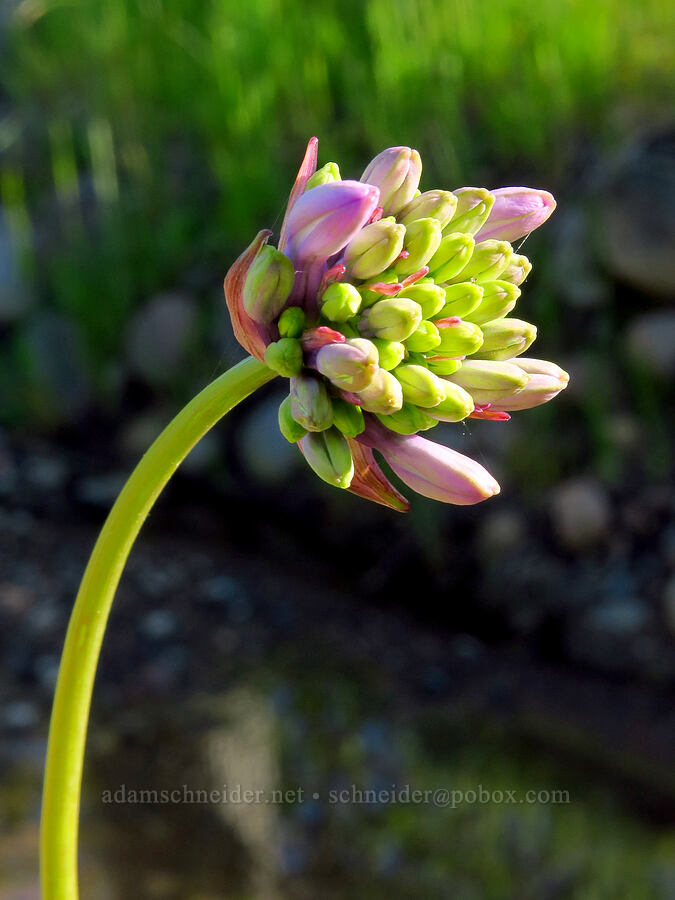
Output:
[{"xmin": 227, "ymin": 141, "xmax": 565, "ymax": 505}]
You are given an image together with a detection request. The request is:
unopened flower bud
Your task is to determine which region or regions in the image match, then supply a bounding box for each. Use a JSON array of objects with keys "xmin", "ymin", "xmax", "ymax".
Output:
[
  {"xmin": 405, "ymin": 320, "xmax": 441, "ymax": 353},
  {"xmin": 344, "ymin": 220, "xmax": 406, "ymax": 280},
  {"xmin": 436, "ymin": 318, "xmax": 484, "ymax": 356},
  {"xmin": 278, "ymin": 306, "xmax": 306, "ymax": 338},
  {"xmin": 427, "ymin": 233, "xmax": 475, "ymax": 283},
  {"xmin": 357, "ymin": 368, "xmax": 404, "ymax": 414},
  {"xmin": 397, "ymin": 190, "xmax": 458, "ymax": 229},
  {"xmin": 316, "ymin": 338, "xmax": 379, "ymax": 391},
  {"xmin": 444, "ymin": 359, "xmax": 529, "ymax": 405},
  {"xmin": 372, "ymin": 338, "xmax": 406, "ymax": 371},
  {"xmin": 426, "ymin": 356, "xmax": 463, "ymax": 376},
  {"xmin": 394, "ymin": 363, "xmax": 446, "ymax": 407},
  {"xmin": 396, "ymin": 218, "xmax": 443, "ymax": 276},
  {"xmin": 285, "ymin": 180, "xmax": 380, "ymax": 263},
  {"xmin": 278, "ymin": 395, "xmax": 308, "ymax": 443},
  {"xmin": 264, "ymin": 338, "xmax": 303, "ymax": 376},
  {"xmin": 428, "ymin": 382, "xmax": 475, "ymax": 422},
  {"xmin": 445, "ymin": 239, "xmax": 513, "ymax": 284},
  {"xmin": 435, "ymin": 282, "xmax": 484, "ymax": 319},
  {"xmin": 488, "ymin": 357, "xmax": 569, "ymax": 410},
  {"xmin": 465, "ymin": 280, "xmax": 521, "ymax": 325},
  {"xmin": 300, "ymin": 427, "xmax": 354, "ymax": 489},
  {"xmin": 290, "ymin": 374, "xmax": 334, "ymax": 431},
  {"xmin": 331, "ymin": 397, "xmax": 365, "ymax": 437},
  {"xmin": 305, "ymin": 162, "xmax": 341, "ymax": 190},
  {"xmin": 475, "ymin": 187, "xmax": 556, "ymax": 242},
  {"xmin": 445, "ymin": 187, "xmax": 495, "ymax": 235},
  {"xmin": 500, "ymin": 254, "xmax": 532, "ymax": 286},
  {"xmin": 400, "ymin": 283, "xmax": 446, "ymax": 318},
  {"xmin": 320, "ymin": 282, "xmax": 362, "ymax": 322},
  {"xmin": 377, "ymin": 403, "xmax": 439, "ymax": 435},
  {"xmin": 242, "ymin": 245, "xmax": 295, "ymax": 324},
  {"xmin": 360, "ymin": 297, "xmax": 423, "ymax": 341},
  {"xmin": 360, "ymin": 146, "xmax": 422, "ymax": 216},
  {"xmin": 473, "ymin": 318, "xmax": 537, "ymax": 360}
]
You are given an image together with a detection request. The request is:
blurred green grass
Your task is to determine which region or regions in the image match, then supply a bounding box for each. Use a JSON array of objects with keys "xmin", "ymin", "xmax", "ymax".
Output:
[{"xmin": 1, "ymin": 0, "xmax": 672, "ymax": 373}]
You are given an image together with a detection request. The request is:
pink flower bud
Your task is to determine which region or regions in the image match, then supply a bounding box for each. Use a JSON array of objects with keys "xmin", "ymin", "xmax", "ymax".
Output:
[
  {"xmin": 358, "ymin": 419, "xmax": 500, "ymax": 505},
  {"xmin": 475, "ymin": 187, "xmax": 556, "ymax": 242},
  {"xmin": 360, "ymin": 146, "xmax": 422, "ymax": 216},
  {"xmin": 284, "ymin": 180, "xmax": 380, "ymax": 264}
]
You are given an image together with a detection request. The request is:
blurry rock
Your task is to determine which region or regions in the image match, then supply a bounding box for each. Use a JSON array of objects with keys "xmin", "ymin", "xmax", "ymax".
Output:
[
  {"xmin": 0, "ymin": 207, "xmax": 33, "ymax": 323},
  {"xmin": 126, "ymin": 292, "xmax": 196, "ymax": 387},
  {"xmin": 140, "ymin": 609, "xmax": 178, "ymax": 640},
  {"xmin": 625, "ymin": 311, "xmax": 675, "ymax": 377},
  {"xmin": 76, "ymin": 473, "xmax": 127, "ymax": 507},
  {"xmin": 238, "ymin": 392, "xmax": 299, "ymax": 483},
  {"xmin": 595, "ymin": 131, "xmax": 675, "ymax": 297},
  {"xmin": 550, "ymin": 478, "xmax": 611, "ymax": 550},
  {"xmin": 664, "ymin": 573, "xmax": 675, "ymax": 636},
  {"xmin": 478, "ymin": 509, "xmax": 526, "ymax": 556},
  {"xmin": 553, "ymin": 208, "xmax": 609, "ymax": 308},
  {"xmin": 584, "ymin": 598, "xmax": 649, "ymax": 636},
  {"xmin": 2, "ymin": 701, "xmax": 39, "ymax": 730},
  {"xmin": 22, "ymin": 312, "xmax": 91, "ymax": 425}
]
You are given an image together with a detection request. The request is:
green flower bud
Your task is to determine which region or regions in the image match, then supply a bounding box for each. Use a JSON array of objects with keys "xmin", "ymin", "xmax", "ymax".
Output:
[
  {"xmin": 316, "ymin": 337, "xmax": 379, "ymax": 391},
  {"xmin": 242, "ymin": 245, "xmax": 295, "ymax": 324},
  {"xmin": 465, "ymin": 280, "xmax": 521, "ymax": 325},
  {"xmin": 397, "ymin": 189, "xmax": 458, "ymax": 229},
  {"xmin": 360, "ymin": 297, "xmax": 423, "ymax": 341},
  {"xmin": 372, "ymin": 338, "xmax": 406, "ymax": 371},
  {"xmin": 331, "ymin": 397, "xmax": 365, "ymax": 437},
  {"xmin": 396, "ymin": 217, "xmax": 443, "ymax": 276},
  {"xmin": 400, "ymin": 283, "xmax": 446, "ymax": 318},
  {"xmin": 393, "ymin": 363, "xmax": 446, "ymax": 408},
  {"xmin": 277, "ymin": 306, "xmax": 307, "ymax": 338},
  {"xmin": 445, "ymin": 239, "xmax": 513, "ymax": 285},
  {"xmin": 357, "ymin": 269, "xmax": 399, "ymax": 308},
  {"xmin": 428, "ymin": 382, "xmax": 475, "ymax": 422},
  {"xmin": 445, "ymin": 187, "xmax": 495, "ymax": 235},
  {"xmin": 471, "ymin": 318, "xmax": 537, "ymax": 361},
  {"xmin": 357, "ymin": 368, "xmax": 404, "ymax": 414},
  {"xmin": 436, "ymin": 319, "xmax": 484, "ymax": 356},
  {"xmin": 405, "ymin": 320, "xmax": 441, "ymax": 353},
  {"xmin": 434, "ymin": 282, "xmax": 484, "ymax": 319},
  {"xmin": 264, "ymin": 338, "xmax": 303, "ymax": 376},
  {"xmin": 290, "ymin": 374, "xmax": 334, "ymax": 431},
  {"xmin": 305, "ymin": 162, "xmax": 341, "ymax": 190},
  {"xmin": 344, "ymin": 220, "xmax": 406, "ymax": 280},
  {"xmin": 278, "ymin": 395, "xmax": 308, "ymax": 443},
  {"xmin": 320, "ymin": 282, "xmax": 362, "ymax": 322},
  {"xmin": 300, "ymin": 427, "xmax": 354, "ymax": 489},
  {"xmin": 376, "ymin": 403, "xmax": 439, "ymax": 435},
  {"xmin": 427, "ymin": 233, "xmax": 475, "ymax": 283},
  {"xmin": 444, "ymin": 359, "xmax": 529, "ymax": 404},
  {"xmin": 500, "ymin": 254, "xmax": 532, "ymax": 286},
  {"xmin": 426, "ymin": 356, "xmax": 463, "ymax": 376}
]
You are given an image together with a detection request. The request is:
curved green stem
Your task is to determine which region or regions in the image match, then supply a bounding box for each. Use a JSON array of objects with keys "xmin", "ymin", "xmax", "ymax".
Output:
[{"xmin": 40, "ymin": 356, "xmax": 275, "ymax": 900}]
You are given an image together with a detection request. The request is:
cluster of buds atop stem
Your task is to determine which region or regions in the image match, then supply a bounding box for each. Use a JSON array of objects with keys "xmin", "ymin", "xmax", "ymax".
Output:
[{"xmin": 224, "ymin": 138, "xmax": 566, "ymax": 510}]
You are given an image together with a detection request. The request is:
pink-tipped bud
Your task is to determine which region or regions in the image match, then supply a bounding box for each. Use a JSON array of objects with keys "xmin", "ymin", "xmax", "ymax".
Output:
[
  {"xmin": 475, "ymin": 187, "xmax": 556, "ymax": 242},
  {"xmin": 360, "ymin": 146, "xmax": 422, "ymax": 216},
  {"xmin": 489, "ymin": 357, "xmax": 569, "ymax": 410},
  {"xmin": 284, "ymin": 180, "xmax": 380, "ymax": 264}
]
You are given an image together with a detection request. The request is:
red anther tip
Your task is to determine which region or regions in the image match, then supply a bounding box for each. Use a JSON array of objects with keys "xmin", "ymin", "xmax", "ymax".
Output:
[
  {"xmin": 363, "ymin": 281, "xmax": 403, "ymax": 296},
  {"xmin": 435, "ymin": 316, "xmax": 462, "ymax": 326},
  {"xmin": 369, "ymin": 206, "xmax": 384, "ymax": 224},
  {"xmin": 400, "ymin": 266, "xmax": 429, "ymax": 288},
  {"xmin": 469, "ymin": 405, "xmax": 511, "ymax": 421},
  {"xmin": 396, "ymin": 250, "xmax": 410, "ymax": 261}
]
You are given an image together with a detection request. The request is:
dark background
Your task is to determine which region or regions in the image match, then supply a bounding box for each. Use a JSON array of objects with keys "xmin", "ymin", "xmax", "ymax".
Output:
[{"xmin": 1, "ymin": 0, "xmax": 674, "ymax": 896}]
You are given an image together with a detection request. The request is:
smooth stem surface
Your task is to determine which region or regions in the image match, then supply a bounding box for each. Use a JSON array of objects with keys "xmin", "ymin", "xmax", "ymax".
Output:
[{"xmin": 40, "ymin": 356, "xmax": 275, "ymax": 900}]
